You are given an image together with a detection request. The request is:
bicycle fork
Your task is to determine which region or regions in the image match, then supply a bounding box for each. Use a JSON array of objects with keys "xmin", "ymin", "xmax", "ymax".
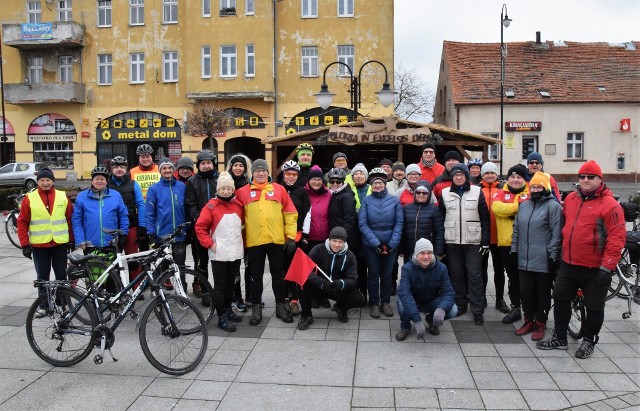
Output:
[{"xmin": 621, "ymin": 263, "xmax": 637, "ymax": 319}]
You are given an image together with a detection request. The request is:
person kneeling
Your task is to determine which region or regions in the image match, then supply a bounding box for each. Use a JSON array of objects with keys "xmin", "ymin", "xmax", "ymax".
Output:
[
  {"xmin": 396, "ymin": 239, "xmax": 458, "ymax": 341},
  {"xmin": 297, "ymin": 227, "xmax": 364, "ymax": 330}
]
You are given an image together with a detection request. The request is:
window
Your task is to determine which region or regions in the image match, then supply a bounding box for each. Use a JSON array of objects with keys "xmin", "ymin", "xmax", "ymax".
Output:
[
  {"xmin": 203, "ymin": 0, "xmax": 210, "ymax": 16},
  {"xmin": 98, "ymin": 54, "xmax": 113, "ymax": 85},
  {"xmin": 337, "ymin": 45, "xmax": 354, "ymax": 76},
  {"xmin": 59, "ymin": 56, "xmax": 73, "ymax": 83},
  {"xmin": 27, "ymin": 2, "xmax": 42, "ymax": 23},
  {"xmin": 245, "ymin": 44, "xmax": 255, "ymax": 77},
  {"xmin": 130, "ymin": 0, "xmax": 144, "ymax": 25},
  {"xmin": 98, "ymin": 1, "xmax": 112, "ymax": 27},
  {"xmin": 220, "ymin": 45, "xmax": 237, "ymax": 77},
  {"xmin": 301, "ymin": 46, "xmax": 318, "ymax": 77},
  {"xmin": 163, "ymin": 0, "xmax": 178, "ymax": 23},
  {"xmin": 34, "ymin": 142, "xmax": 74, "ymax": 170},
  {"xmin": 482, "ymin": 133, "xmax": 500, "ymax": 161},
  {"xmin": 567, "ymin": 132, "xmax": 583, "ymax": 159},
  {"xmin": 301, "ymin": 0, "xmax": 317, "ymax": 17},
  {"xmin": 245, "ymin": 0, "xmax": 254, "ymax": 14},
  {"xmin": 337, "ymin": 0, "xmax": 353, "ymax": 17},
  {"xmin": 202, "ymin": 46, "xmax": 211, "ymax": 78},
  {"xmin": 220, "ymin": 0, "xmax": 235, "ymax": 8},
  {"xmin": 58, "ymin": 0, "xmax": 72, "ymax": 22},
  {"xmin": 163, "ymin": 51, "xmax": 178, "ymax": 82},
  {"xmin": 130, "ymin": 53, "xmax": 145, "ymax": 84},
  {"xmin": 28, "ymin": 56, "xmax": 43, "ymax": 84}
]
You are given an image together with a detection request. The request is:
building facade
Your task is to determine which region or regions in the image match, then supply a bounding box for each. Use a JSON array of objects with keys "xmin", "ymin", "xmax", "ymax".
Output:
[{"xmin": 1, "ymin": 0, "xmax": 393, "ymax": 179}]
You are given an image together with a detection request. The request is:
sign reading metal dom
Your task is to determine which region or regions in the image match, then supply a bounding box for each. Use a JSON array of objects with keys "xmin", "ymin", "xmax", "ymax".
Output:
[{"xmin": 96, "ymin": 111, "xmax": 181, "ymax": 142}]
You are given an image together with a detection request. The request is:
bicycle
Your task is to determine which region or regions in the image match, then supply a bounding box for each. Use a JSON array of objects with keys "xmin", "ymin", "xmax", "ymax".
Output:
[
  {"xmin": 25, "ymin": 243, "xmax": 208, "ymax": 375},
  {"xmin": 3, "ymin": 189, "xmax": 35, "ymax": 249},
  {"xmin": 607, "ymin": 201, "xmax": 640, "ymax": 311},
  {"xmin": 550, "ymin": 284, "xmax": 585, "ymax": 340}
]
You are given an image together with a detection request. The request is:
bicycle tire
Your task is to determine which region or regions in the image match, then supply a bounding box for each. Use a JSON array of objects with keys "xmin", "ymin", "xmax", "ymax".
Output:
[
  {"xmin": 26, "ymin": 286, "xmax": 97, "ymax": 367},
  {"xmin": 138, "ymin": 294, "xmax": 207, "ymax": 375},
  {"xmin": 156, "ymin": 268, "xmax": 214, "ymax": 325},
  {"xmin": 607, "ymin": 266, "xmax": 624, "ymax": 301},
  {"xmin": 568, "ymin": 294, "xmax": 586, "ymax": 340},
  {"xmin": 614, "ymin": 251, "xmax": 637, "ymax": 299},
  {"xmin": 5, "ymin": 210, "xmax": 21, "ymax": 249},
  {"xmin": 67, "ymin": 258, "xmax": 124, "ymax": 323}
]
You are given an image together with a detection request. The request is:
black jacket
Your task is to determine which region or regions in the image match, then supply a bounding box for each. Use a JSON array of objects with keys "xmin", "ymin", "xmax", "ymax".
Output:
[
  {"xmin": 307, "ymin": 241, "xmax": 358, "ymax": 291},
  {"xmin": 328, "ymin": 186, "xmax": 357, "ymax": 242},
  {"xmin": 185, "ymin": 172, "xmax": 218, "ymax": 222},
  {"xmin": 284, "ymin": 183, "xmax": 311, "ymax": 232}
]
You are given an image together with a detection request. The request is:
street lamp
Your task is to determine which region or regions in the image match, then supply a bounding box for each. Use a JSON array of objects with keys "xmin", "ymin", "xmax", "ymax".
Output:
[
  {"xmin": 314, "ymin": 60, "xmax": 396, "ymax": 114},
  {"xmin": 499, "ymin": 3, "xmax": 512, "ymax": 178}
]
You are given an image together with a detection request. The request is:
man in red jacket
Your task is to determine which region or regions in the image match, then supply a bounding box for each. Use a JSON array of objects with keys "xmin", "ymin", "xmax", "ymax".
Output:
[
  {"xmin": 418, "ymin": 143, "xmax": 444, "ymax": 184},
  {"xmin": 537, "ymin": 160, "xmax": 625, "ymax": 359}
]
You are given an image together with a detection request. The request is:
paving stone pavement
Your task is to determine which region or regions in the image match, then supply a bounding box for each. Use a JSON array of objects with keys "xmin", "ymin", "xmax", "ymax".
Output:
[{"xmin": 0, "ymin": 224, "xmax": 639, "ymax": 410}]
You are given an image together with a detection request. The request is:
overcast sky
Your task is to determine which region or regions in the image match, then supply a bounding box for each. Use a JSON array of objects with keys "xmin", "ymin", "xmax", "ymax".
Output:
[{"xmin": 394, "ymin": 0, "xmax": 640, "ymax": 120}]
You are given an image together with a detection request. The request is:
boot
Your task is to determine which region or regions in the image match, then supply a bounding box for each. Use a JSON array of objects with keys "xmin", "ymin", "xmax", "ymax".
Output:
[
  {"xmin": 289, "ymin": 300, "xmax": 301, "ymax": 316},
  {"xmin": 225, "ymin": 309, "xmax": 242, "ymax": 323},
  {"xmin": 249, "ymin": 304, "xmax": 262, "ymax": 325},
  {"xmin": 217, "ymin": 315, "xmax": 236, "ymax": 332},
  {"xmin": 531, "ymin": 321, "xmax": 546, "ymax": 341},
  {"xmin": 192, "ymin": 280, "xmax": 202, "ymax": 298},
  {"xmin": 276, "ymin": 303, "xmax": 293, "ymax": 323},
  {"xmin": 515, "ymin": 319, "xmax": 535, "ymax": 336},
  {"xmin": 502, "ymin": 306, "xmax": 522, "ymax": 324},
  {"xmin": 495, "ymin": 299, "xmax": 510, "ymax": 314}
]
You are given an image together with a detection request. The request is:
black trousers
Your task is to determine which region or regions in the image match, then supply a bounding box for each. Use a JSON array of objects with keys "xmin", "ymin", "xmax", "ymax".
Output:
[
  {"xmin": 298, "ymin": 283, "xmax": 365, "ymax": 318},
  {"xmin": 283, "ymin": 244, "xmax": 299, "ymax": 301},
  {"xmin": 211, "ymin": 260, "xmax": 241, "ymax": 317},
  {"xmin": 482, "ymin": 244, "xmax": 505, "ymax": 300},
  {"xmin": 499, "ymin": 246, "xmax": 520, "ymax": 307},
  {"xmin": 247, "ymin": 243, "xmax": 286, "ymax": 304},
  {"xmin": 356, "ymin": 254, "xmax": 368, "ymax": 301},
  {"xmin": 33, "ymin": 245, "xmax": 68, "ymax": 308},
  {"xmin": 519, "ymin": 270, "xmax": 554, "ymax": 322}
]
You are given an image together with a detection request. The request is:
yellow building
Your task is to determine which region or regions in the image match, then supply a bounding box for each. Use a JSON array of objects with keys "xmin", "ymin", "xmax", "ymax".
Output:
[{"xmin": 1, "ymin": 0, "xmax": 394, "ymax": 179}]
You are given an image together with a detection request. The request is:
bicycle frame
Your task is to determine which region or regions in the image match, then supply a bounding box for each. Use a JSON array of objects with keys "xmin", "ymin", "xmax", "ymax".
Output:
[{"xmin": 615, "ymin": 258, "xmax": 637, "ymax": 319}]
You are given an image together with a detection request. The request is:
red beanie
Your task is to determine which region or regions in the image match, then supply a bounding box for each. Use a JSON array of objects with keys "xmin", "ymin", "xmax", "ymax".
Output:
[{"xmin": 578, "ymin": 160, "xmax": 602, "ymax": 178}]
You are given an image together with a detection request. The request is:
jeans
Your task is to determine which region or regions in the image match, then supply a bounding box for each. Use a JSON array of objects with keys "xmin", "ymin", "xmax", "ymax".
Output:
[
  {"xmin": 362, "ymin": 246, "xmax": 398, "ymax": 306},
  {"xmin": 446, "ymin": 244, "xmax": 485, "ymax": 315},
  {"xmin": 247, "ymin": 243, "xmax": 286, "ymax": 304},
  {"xmin": 397, "ymin": 298, "xmax": 458, "ymax": 330}
]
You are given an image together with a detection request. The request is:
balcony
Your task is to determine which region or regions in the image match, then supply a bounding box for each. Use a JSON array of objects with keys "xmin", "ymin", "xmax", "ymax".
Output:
[
  {"xmin": 4, "ymin": 82, "xmax": 86, "ymax": 104},
  {"xmin": 2, "ymin": 21, "xmax": 84, "ymax": 50}
]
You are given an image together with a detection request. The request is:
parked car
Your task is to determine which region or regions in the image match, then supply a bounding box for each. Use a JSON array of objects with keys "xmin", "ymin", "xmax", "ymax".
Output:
[{"xmin": 0, "ymin": 162, "xmax": 47, "ymax": 189}]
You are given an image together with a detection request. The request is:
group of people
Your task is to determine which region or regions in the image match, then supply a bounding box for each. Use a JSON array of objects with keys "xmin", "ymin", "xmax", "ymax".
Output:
[{"xmin": 18, "ymin": 141, "xmax": 626, "ymax": 360}]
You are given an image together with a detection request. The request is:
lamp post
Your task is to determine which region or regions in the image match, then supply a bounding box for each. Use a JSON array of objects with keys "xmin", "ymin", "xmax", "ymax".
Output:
[
  {"xmin": 499, "ymin": 3, "xmax": 512, "ymax": 178},
  {"xmin": 314, "ymin": 60, "xmax": 395, "ymax": 115}
]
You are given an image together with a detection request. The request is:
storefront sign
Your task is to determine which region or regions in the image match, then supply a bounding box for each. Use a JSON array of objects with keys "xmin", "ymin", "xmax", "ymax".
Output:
[
  {"xmin": 327, "ymin": 126, "xmax": 432, "ymax": 146},
  {"xmin": 21, "ymin": 23, "xmax": 53, "ymax": 40},
  {"xmin": 286, "ymin": 107, "xmax": 358, "ymax": 134},
  {"xmin": 28, "ymin": 134, "xmax": 76, "ymax": 142},
  {"xmin": 223, "ymin": 108, "xmax": 266, "ymax": 129},
  {"xmin": 505, "ymin": 121, "xmax": 542, "ymax": 132},
  {"xmin": 97, "ymin": 113, "xmax": 181, "ymax": 142},
  {"xmin": 27, "ymin": 113, "xmax": 77, "ymax": 143}
]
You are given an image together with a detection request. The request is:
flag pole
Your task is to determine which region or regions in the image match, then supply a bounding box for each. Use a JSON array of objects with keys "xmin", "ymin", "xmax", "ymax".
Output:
[{"xmin": 315, "ymin": 265, "xmax": 332, "ymax": 282}]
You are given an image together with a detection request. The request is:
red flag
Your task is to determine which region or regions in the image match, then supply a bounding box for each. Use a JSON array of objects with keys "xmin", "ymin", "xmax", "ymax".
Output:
[{"xmin": 284, "ymin": 248, "xmax": 317, "ymax": 288}]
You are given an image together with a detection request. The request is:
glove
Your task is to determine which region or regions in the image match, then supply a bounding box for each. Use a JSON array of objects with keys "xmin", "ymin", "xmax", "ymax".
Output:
[
  {"xmin": 329, "ymin": 280, "xmax": 343, "ymax": 294},
  {"xmin": 432, "ymin": 308, "xmax": 446, "ymax": 327},
  {"xmin": 137, "ymin": 226, "xmax": 147, "ymax": 239},
  {"xmin": 67, "ymin": 242, "xmax": 75, "ymax": 252},
  {"xmin": 414, "ymin": 320, "xmax": 426, "ymax": 341},
  {"xmin": 510, "ymin": 252, "xmax": 518, "ymax": 267},
  {"xmin": 322, "ymin": 280, "xmax": 337, "ymax": 297},
  {"xmin": 149, "ymin": 234, "xmax": 158, "ymax": 248},
  {"xmin": 118, "ymin": 235, "xmax": 127, "ymax": 250},
  {"xmin": 22, "ymin": 245, "xmax": 33, "ymax": 260},
  {"xmin": 479, "ymin": 246, "xmax": 490, "ymax": 256},
  {"xmin": 376, "ymin": 244, "xmax": 389, "ymax": 255},
  {"xmin": 283, "ymin": 239, "xmax": 297, "ymax": 255},
  {"xmin": 547, "ymin": 257, "xmax": 560, "ymax": 274},
  {"xmin": 596, "ymin": 269, "xmax": 612, "ymax": 289}
]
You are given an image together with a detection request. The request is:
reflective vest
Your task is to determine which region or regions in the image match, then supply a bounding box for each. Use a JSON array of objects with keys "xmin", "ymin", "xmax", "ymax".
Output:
[
  {"xmin": 130, "ymin": 165, "xmax": 160, "ymax": 199},
  {"xmin": 27, "ymin": 190, "xmax": 69, "ymax": 244}
]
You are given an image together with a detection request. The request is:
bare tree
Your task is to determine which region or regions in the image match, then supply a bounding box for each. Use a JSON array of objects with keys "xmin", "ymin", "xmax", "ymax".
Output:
[
  {"xmin": 186, "ymin": 100, "xmax": 230, "ymax": 139},
  {"xmin": 394, "ymin": 64, "xmax": 435, "ymax": 122}
]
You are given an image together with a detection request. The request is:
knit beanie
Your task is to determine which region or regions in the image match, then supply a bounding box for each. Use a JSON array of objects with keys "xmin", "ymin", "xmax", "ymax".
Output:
[
  {"xmin": 507, "ymin": 164, "xmax": 527, "ymax": 179},
  {"xmin": 480, "ymin": 162, "xmax": 498, "ymax": 176},
  {"xmin": 444, "ymin": 150, "xmax": 462, "ymax": 163},
  {"xmin": 37, "ymin": 167, "xmax": 55, "ymax": 182},
  {"xmin": 413, "ymin": 238, "xmax": 434, "ymax": 258},
  {"xmin": 229, "ymin": 155, "xmax": 247, "ymax": 169},
  {"xmin": 158, "ymin": 157, "xmax": 174, "ymax": 170},
  {"xmin": 421, "ymin": 142, "xmax": 436, "ymax": 152},
  {"xmin": 392, "ymin": 161, "xmax": 406, "ymax": 172},
  {"xmin": 527, "ymin": 152, "xmax": 544, "ymax": 164},
  {"xmin": 333, "ymin": 152, "xmax": 347, "ymax": 163},
  {"xmin": 328, "ymin": 227, "xmax": 348, "ymax": 241},
  {"xmin": 252, "ymin": 159, "xmax": 269, "ymax": 173},
  {"xmin": 351, "ymin": 163, "xmax": 368, "ymax": 180},
  {"xmin": 308, "ymin": 165, "xmax": 324, "ymax": 180},
  {"xmin": 450, "ymin": 163, "xmax": 469, "ymax": 178},
  {"xmin": 217, "ymin": 171, "xmax": 235, "ymax": 191},
  {"xmin": 529, "ymin": 172, "xmax": 551, "ymax": 190},
  {"xmin": 176, "ymin": 156, "xmax": 194, "ymax": 170},
  {"xmin": 405, "ymin": 163, "xmax": 421, "ymax": 175},
  {"xmin": 379, "ymin": 158, "xmax": 393, "ymax": 167},
  {"xmin": 578, "ymin": 160, "xmax": 603, "ymax": 178}
]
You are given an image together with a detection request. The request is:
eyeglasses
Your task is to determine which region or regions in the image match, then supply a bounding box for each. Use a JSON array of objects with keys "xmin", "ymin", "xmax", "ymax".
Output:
[
  {"xmin": 329, "ymin": 180, "xmax": 343, "ymax": 185},
  {"xmin": 283, "ymin": 171, "xmax": 298, "ymax": 177},
  {"xmin": 415, "ymin": 191, "xmax": 429, "ymax": 196},
  {"xmin": 528, "ymin": 161, "xmax": 541, "ymax": 165},
  {"xmin": 423, "ymin": 150, "xmax": 435, "ymax": 154},
  {"xmin": 254, "ymin": 170, "xmax": 268, "ymax": 174},
  {"xmin": 578, "ymin": 174, "xmax": 597, "ymax": 180}
]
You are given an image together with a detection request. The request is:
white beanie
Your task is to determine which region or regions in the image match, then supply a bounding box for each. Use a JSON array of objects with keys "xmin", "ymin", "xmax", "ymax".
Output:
[
  {"xmin": 351, "ymin": 163, "xmax": 368, "ymax": 180},
  {"xmin": 217, "ymin": 171, "xmax": 235, "ymax": 191},
  {"xmin": 406, "ymin": 163, "xmax": 421, "ymax": 175},
  {"xmin": 480, "ymin": 162, "xmax": 498, "ymax": 176},
  {"xmin": 413, "ymin": 238, "xmax": 434, "ymax": 258}
]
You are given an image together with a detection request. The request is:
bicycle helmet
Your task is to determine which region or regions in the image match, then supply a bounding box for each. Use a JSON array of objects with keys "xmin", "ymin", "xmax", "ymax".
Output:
[
  {"xmin": 295, "ymin": 142, "xmax": 314, "ymax": 155},
  {"xmin": 327, "ymin": 167, "xmax": 347, "ymax": 181},
  {"xmin": 110, "ymin": 156, "xmax": 128, "ymax": 167},
  {"xmin": 281, "ymin": 160, "xmax": 300, "ymax": 173},
  {"xmin": 136, "ymin": 143, "xmax": 153, "ymax": 156},
  {"xmin": 196, "ymin": 149, "xmax": 217, "ymax": 165},
  {"xmin": 468, "ymin": 157, "xmax": 483, "ymax": 167},
  {"xmin": 368, "ymin": 167, "xmax": 387, "ymax": 183},
  {"xmin": 91, "ymin": 165, "xmax": 110, "ymax": 179}
]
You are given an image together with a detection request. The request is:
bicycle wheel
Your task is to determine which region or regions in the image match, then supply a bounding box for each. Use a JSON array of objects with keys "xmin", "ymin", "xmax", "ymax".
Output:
[
  {"xmin": 5, "ymin": 210, "xmax": 21, "ymax": 249},
  {"xmin": 568, "ymin": 294, "xmax": 586, "ymax": 340},
  {"xmin": 25, "ymin": 286, "xmax": 97, "ymax": 367},
  {"xmin": 607, "ymin": 265, "xmax": 624, "ymax": 301},
  {"xmin": 138, "ymin": 295, "xmax": 207, "ymax": 375},
  {"xmin": 156, "ymin": 268, "xmax": 214, "ymax": 325}
]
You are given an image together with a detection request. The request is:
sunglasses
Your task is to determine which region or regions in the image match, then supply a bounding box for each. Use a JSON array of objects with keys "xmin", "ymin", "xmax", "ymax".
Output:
[
  {"xmin": 578, "ymin": 174, "xmax": 597, "ymax": 180},
  {"xmin": 528, "ymin": 161, "xmax": 541, "ymax": 165},
  {"xmin": 329, "ymin": 180, "xmax": 343, "ymax": 185},
  {"xmin": 415, "ymin": 191, "xmax": 429, "ymax": 196}
]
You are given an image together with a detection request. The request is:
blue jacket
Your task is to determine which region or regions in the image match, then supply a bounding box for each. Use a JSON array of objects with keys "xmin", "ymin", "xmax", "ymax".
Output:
[
  {"xmin": 402, "ymin": 201, "xmax": 445, "ymax": 257},
  {"xmin": 397, "ymin": 259, "xmax": 456, "ymax": 323},
  {"xmin": 145, "ymin": 177, "xmax": 187, "ymax": 241},
  {"xmin": 358, "ymin": 189, "xmax": 404, "ymax": 249},
  {"xmin": 72, "ymin": 188, "xmax": 129, "ymax": 248}
]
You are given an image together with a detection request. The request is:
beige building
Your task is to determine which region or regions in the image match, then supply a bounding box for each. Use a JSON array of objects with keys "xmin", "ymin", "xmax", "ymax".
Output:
[{"xmin": 1, "ymin": 0, "xmax": 393, "ymax": 179}]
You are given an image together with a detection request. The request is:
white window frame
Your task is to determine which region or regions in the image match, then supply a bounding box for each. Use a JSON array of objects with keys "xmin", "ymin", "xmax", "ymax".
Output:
[
  {"xmin": 301, "ymin": 0, "xmax": 317, "ymax": 18},
  {"xmin": 567, "ymin": 132, "xmax": 584, "ymax": 160},
  {"xmin": 337, "ymin": 0, "xmax": 353, "ymax": 17},
  {"xmin": 220, "ymin": 0, "xmax": 236, "ymax": 9},
  {"xmin": 482, "ymin": 133, "xmax": 500, "ymax": 161},
  {"xmin": 301, "ymin": 46, "xmax": 318, "ymax": 77},
  {"xmin": 34, "ymin": 142, "xmax": 74, "ymax": 169},
  {"xmin": 58, "ymin": 0, "xmax": 72, "ymax": 22},
  {"xmin": 28, "ymin": 56, "xmax": 43, "ymax": 84},
  {"xmin": 163, "ymin": 51, "xmax": 178, "ymax": 83},
  {"xmin": 130, "ymin": 0, "xmax": 144, "ymax": 25},
  {"xmin": 130, "ymin": 53, "xmax": 145, "ymax": 84},
  {"xmin": 220, "ymin": 45, "xmax": 237, "ymax": 78},
  {"xmin": 97, "ymin": 0, "xmax": 112, "ymax": 27},
  {"xmin": 202, "ymin": 46, "xmax": 211, "ymax": 78},
  {"xmin": 202, "ymin": 0, "xmax": 211, "ymax": 16},
  {"xmin": 27, "ymin": 2, "xmax": 42, "ymax": 24},
  {"xmin": 98, "ymin": 54, "xmax": 113, "ymax": 85},
  {"xmin": 59, "ymin": 56, "xmax": 73, "ymax": 83},
  {"xmin": 245, "ymin": 0, "xmax": 254, "ymax": 15},
  {"xmin": 163, "ymin": 0, "xmax": 178, "ymax": 24},
  {"xmin": 337, "ymin": 45, "xmax": 354, "ymax": 77},
  {"xmin": 245, "ymin": 44, "xmax": 255, "ymax": 77}
]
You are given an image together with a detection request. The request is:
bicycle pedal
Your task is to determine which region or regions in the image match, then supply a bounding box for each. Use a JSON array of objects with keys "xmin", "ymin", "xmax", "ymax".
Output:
[
  {"xmin": 93, "ymin": 355, "xmax": 103, "ymax": 365},
  {"xmin": 130, "ymin": 311, "xmax": 138, "ymax": 320}
]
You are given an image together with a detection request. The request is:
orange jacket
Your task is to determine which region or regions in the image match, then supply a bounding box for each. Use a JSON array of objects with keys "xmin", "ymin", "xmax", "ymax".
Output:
[{"xmin": 478, "ymin": 180, "xmax": 502, "ymax": 245}]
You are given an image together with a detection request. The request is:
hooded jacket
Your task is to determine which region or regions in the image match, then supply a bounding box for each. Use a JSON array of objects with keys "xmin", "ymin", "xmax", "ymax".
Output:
[
  {"xmin": 305, "ymin": 240, "xmax": 358, "ymax": 291},
  {"xmin": 402, "ymin": 183, "xmax": 445, "ymax": 256},
  {"xmin": 72, "ymin": 187, "xmax": 129, "ymax": 248},
  {"xmin": 146, "ymin": 177, "xmax": 187, "ymax": 241},
  {"xmin": 195, "ymin": 197, "xmax": 244, "ymax": 261},
  {"xmin": 328, "ymin": 183, "xmax": 357, "ymax": 242},
  {"xmin": 185, "ymin": 170, "xmax": 219, "ymax": 222},
  {"xmin": 226, "ymin": 153, "xmax": 252, "ymax": 190}
]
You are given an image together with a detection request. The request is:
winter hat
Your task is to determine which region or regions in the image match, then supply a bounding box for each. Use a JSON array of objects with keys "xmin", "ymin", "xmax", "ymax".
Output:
[
  {"xmin": 333, "ymin": 152, "xmax": 348, "ymax": 163},
  {"xmin": 329, "ymin": 226, "xmax": 348, "ymax": 241},
  {"xmin": 252, "ymin": 159, "xmax": 269, "ymax": 173},
  {"xmin": 158, "ymin": 157, "xmax": 174, "ymax": 170},
  {"xmin": 308, "ymin": 165, "xmax": 324, "ymax": 180},
  {"xmin": 379, "ymin": 158, "xmax": 393, "ymax": 167},
  {"xmin": 217, "ymin": 171, "xmax": 235, "ymax": 191},
  {"xmin": 229, "ymin": 155, "xmax": 247, "ymax": 169},
  {"xmin": 529, "ymin": 172, "xmax": 551, "ymax": 190},
  {"xmin": 480, "ymin": 162, "xmax": 498, "ymax": 176},
  {"xmin": 37, "ymin": 167, "xmax": 55, "ymax": 182},
  {"xmin": 392, "ymin": 161, "xmax": 406, "ymax": 172},
  {"xmin": 176, "ymin": 156, "xmax": 194, "ymax": 170},
  {"xmin": 414, "ymin": 181, "xmax": 431, "ymax": 197},
  {"xmin": 413, "ymin": 238, "xmax": 434, "ymax": 258},
  {"xmin": 578, "ymin": 160, "xmax": 603, "ymax": 178},
  {"xmin": 527, "ymin": 152, "xmax": 544, "ymax": 164},
  {"xmin": 444, "ymin": 150, "xmax": 462, "ymax": 163},
  {"xmin": 405, "ymin": 163, "xmax": 421, "ymax": 175},
  {"xmin": 450, "ymin": 163, "xmax": 469, "ymax": 178},
  {"xmin": 421, "ymin": 142, "xmax": 436, "ymax": 152},
  {"xmin": 507, "ymin": 164, "xmax": 527, "ymax": 179},
  {"xmin": 368, "ymin": 167, "xmax": 388, "ymax": 184},
  {"xmin": 351, "ymin": 163, "xmax": 369, "ymax": 180}
]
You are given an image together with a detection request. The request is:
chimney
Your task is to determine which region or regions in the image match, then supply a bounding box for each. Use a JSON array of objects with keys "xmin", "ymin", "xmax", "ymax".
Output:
[{"xmin": 536, "ymin": 31, "xmax": 541, "ymax": 44}]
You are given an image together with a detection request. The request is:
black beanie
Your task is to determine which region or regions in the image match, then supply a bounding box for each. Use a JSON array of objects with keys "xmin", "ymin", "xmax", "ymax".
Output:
[
  {"xmin": 37, "ymin": 167, "xmax": 55, "ymax": 182},
  {"xmin": 329, "ymin": 227, "xmax": 348, "ymax": 241},
  {"xmin": 507, "ymin": 164, "xmax": 528, "ymax": 179},
  {"xmin": 379, "ymin": 158, "xmax": 393, "ymax": 167},
  {"xmin": 421, "ymin": 142, "xmax": 436, "ymax": 152},
  {"xmin": 444, "ymin": 150, "xmax": 462, "ymax": 163},
  {"xmin": 229, "ymin": 155, "xmax": 247, "ymax": 169}
]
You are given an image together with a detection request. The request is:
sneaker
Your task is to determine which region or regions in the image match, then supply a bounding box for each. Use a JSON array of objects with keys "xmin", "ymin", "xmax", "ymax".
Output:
[
  {"xmin": 225, "ymin": 310, "xmax": 242, "ymax": 323},
  {"xmin": 395, "ymin": 328, "xmax": 410, "ymax": 341},
  {"xmin": 531, "ymin": 321, "xmax": 546, "ymax": 341},
  {"xmin": 381, "ymin": 303, "xmax": 394, "ymax": 317},
  {"xmin": 515, "ymin": 319, "xmax": 536, "ymax": 336},
  {"xmin": 201, "ymin": 293, "xmax": 211, "ymax": 307},
  {"xmin": 319, "ymin": 298, "xmax": 331, "ymax": 309},
  {"xmin": 575, "ymin": 337, "xmax": 598, "ymax": 359},
  {"xmin": 297, "ymin": 316, "xmax": 314, "ymax": 330},
  {"xmin": 235, "ymin": 298, "xmax": 248, "ymax": 312},
  {"xmin": 502, "ymin": 306, "xmax": 522, "ymax": 324},
  {"xmin": 192, "ymin": 281, "xmax": 202, "ymax": 298},
  {"xmin": 217, "ymin": 316, "xmax": 237, "ymax": 332},
  {"xmin": 249, "ymin": 304, "xmax": 262, "ymax": 325},
  {"xmin": 495, "ymin": 299, "xmax": 510, "ymax": 314},
  {"xmin": 276, "ymin": 303, "xmax": 293, "ymax": 323},
  {"xmin": 34, "ymin": 307, "xmax": 47, "ymax": 319},
  {"xmin": 334, "ymin": 304, "xmax": 348, "ymax": 323},
  {"xmin": 289, "ymin": 300, "xmax": 301, "ymax": 316},
  {"xmin": 370, "ymin": 305, "xmax": 381, "ymax": 318},
  {"xmin": 474, "ymin": 313, "xmax": 484, "ymax": 325},
  {"xmin": 428, "ymin": 323, "xmax": 440, "ymax": 336},
  {"xmin": 162, "ymin": 280, "xmax": 174, "ymax": 291},
  {"xmin": 536, "ymin": 330, "xmax": 568, "ymax": 350}
]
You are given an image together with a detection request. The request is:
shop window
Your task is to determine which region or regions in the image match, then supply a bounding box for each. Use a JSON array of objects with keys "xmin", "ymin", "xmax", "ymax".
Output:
[
  {"xmin": 567, "ymin": 132, "xmax": 583, "ymax": 159},
  {"xmin": 34, "ymin": 142, "xmax": 74, "ymax": 169}
]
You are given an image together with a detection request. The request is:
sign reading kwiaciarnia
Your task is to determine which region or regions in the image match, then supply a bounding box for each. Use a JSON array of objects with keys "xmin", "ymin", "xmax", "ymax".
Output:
[
  {"xmin": 96, "ymin": 117, "xmax": 181, "ymax": 142},
  {"xmin": 327, "ymin": 125, "xmax": 432, "ymax": 146}
]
